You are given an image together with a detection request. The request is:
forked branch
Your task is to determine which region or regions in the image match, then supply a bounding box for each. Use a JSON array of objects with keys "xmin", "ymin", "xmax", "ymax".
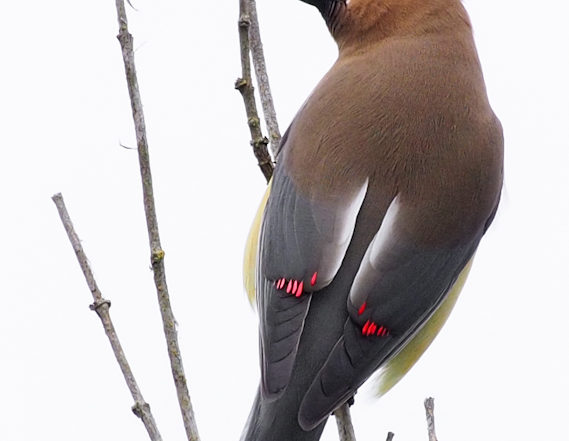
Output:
[
  {"xmin": 246, "ymin": 0, "xmax": 281, "ymax": 156},
  {"xmin": 236, "ymin": 0, "xmax": 274, "ymax": 182}
]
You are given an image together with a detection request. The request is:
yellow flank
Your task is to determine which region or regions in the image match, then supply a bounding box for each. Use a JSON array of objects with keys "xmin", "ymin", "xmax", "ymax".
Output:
[
  {"xmin": 374, "ymin": 258, "xmax": 475, "ymax": 396},
  {"xmin": 243, "ymin": 180, "xmax": 272, "ymax": 306}
]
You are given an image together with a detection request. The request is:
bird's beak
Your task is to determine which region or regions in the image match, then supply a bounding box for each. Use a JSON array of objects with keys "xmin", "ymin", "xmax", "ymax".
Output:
[{"xmin": 298, "ymin": 0, "xmax": 329, "ymax": 12}]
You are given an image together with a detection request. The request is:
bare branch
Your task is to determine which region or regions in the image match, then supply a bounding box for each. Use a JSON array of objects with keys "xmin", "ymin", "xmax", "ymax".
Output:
[
  {"xmin": 424, "ymin": 397, "xmax": 438, "ymax": 441},
  {"xmin": 113, "ymin": 2, "xmax": 200, "ymax": 440},
  {"xmin": 333, "ymin": 403, "xmax": 357, "ymax": 441},
  {"xmin": 247, "ymin": 0, "xmax": 282, "ymax": 156},
  {"xmin": 52, "ymin": 193, "xmax": 162, "ymax": 441},
  {"xmin": 236, "ymin": 0, "xmax": 274, "ymax": 182}
]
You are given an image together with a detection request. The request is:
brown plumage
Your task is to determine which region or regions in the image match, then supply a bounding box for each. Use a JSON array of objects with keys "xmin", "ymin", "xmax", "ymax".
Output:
[{"xmin": 241, "ymin": 1, "xmax": 503, "ymax": 440}]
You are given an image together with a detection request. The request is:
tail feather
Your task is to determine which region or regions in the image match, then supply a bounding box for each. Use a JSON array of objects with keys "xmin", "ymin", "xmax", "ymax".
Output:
[{"xmin": 241, "ymin": 388, "xmax": 326, "ymax": 441}]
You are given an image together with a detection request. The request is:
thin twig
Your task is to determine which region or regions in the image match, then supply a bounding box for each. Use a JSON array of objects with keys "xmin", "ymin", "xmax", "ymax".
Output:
[
  {"xmin": 247, "ymin": 0, "xmax": 281, "ymax": 157},
  {"xmin": 424, "ymin": 397, "xmax": 438, "ymax": 441},
  {"xmin": 333, "ymin": 403, "xmax": 357, "ymax": 441},
  {"xmin": 52, "ymin": 193, "xmax": 162, "ymax": 441},
  {"xmin": 113, "ymin": 2, "xmax": 200, "ymax": 440},
  {"xmin": 386, "ymin": 432, "xmax": 395, "ymax": 441},
  {"xmin": 236, "ymin": 0, "xmax": 274, "ymax": 182}
]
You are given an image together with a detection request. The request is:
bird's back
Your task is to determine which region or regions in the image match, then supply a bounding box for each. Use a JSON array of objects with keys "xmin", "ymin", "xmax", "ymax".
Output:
[
  {"xmin": 242, "ymin": 1, "xmax": 503, "ymax": 439},
  {"xmin": 285, "ymin": 24, "xmax": 502, "ymax": 237}
]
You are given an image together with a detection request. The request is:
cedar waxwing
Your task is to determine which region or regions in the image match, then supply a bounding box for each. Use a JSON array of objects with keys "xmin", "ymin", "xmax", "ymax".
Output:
[{"xmin": 241, "ymin": 0, "xmax": 503, "ymax": 440}]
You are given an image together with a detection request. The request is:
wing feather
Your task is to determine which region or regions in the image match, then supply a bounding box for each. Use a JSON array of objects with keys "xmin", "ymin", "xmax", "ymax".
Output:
[
  {"xmin": 298, "ymin": 197, "xmax": 483, "ymax": 430},
  {"xmin": 258, "ymin": 165, "xmax": 368, "ymax": 398}
]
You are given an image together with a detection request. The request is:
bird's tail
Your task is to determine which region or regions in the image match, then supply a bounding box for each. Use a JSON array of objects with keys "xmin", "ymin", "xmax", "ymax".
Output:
[{"xmin": 240, "ymin": 387, "xmax": 327, "ymax": 441}]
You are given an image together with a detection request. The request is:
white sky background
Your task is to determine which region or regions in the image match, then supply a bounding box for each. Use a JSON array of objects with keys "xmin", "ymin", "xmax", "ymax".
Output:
[{"xmin": 1, "ymin": 0, "xmax": 568, "ymax": 440}]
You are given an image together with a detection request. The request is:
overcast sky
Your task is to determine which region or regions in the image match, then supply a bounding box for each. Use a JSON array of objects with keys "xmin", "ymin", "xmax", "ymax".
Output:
[{"xmin": 2, "ymin": 1, "xmax": 568, "ymax": 440}]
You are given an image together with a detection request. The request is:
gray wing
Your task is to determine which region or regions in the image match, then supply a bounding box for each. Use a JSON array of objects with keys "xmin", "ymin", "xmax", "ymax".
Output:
[
  {"xmin": 298, "ymin": 196, "xmax": 483, "ymax": 429},
  {"xmin": 257, "ymin": 165, "xmax": 368, "ymax": 398}
]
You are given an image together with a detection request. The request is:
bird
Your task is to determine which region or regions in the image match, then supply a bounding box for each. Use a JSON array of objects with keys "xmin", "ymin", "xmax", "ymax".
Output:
[{"xmin": 241, "ymin": 0, "xmax": 503, "ymax": 440}]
